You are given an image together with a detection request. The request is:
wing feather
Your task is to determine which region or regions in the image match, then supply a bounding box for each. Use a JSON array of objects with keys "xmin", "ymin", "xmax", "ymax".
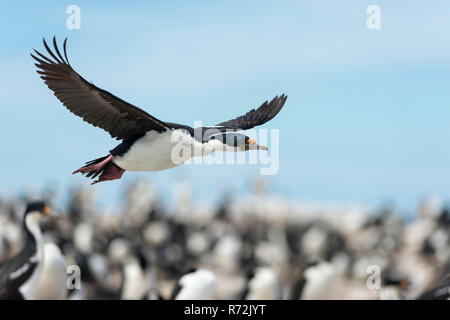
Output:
[
  {"xmin": 31, "ymin": 37, "xmax": 168, "ymax": 140},
  {"xmin": 216, "ymin": 94, "xmax": 287, "ymax": 130}
]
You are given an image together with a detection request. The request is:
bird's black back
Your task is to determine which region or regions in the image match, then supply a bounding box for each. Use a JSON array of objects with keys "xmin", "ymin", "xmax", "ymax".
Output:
[{"xmin": 0, "ymin": 230, "xmax": 38, "ymax": 299}]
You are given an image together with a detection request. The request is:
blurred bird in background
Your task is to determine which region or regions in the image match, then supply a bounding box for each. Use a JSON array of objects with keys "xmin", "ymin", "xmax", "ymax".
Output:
[
  {"xmin": 0, "ymin": 201, "xmax": 65, "ymax": 300},
  {"xmin": 0, "ymin": 181, "xmax": 448, "ymax": 300}
]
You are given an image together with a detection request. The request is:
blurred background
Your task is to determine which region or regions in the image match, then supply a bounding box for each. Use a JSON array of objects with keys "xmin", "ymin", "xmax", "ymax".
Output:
[{"xmin": 0, "ymin": 1, "xmax": 449, "ymax": 299}]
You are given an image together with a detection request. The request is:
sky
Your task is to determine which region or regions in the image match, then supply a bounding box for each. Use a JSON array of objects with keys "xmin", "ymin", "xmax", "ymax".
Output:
[{"xmin": 0, "ymin": 1, "xmax": 449, "ymax": 213}]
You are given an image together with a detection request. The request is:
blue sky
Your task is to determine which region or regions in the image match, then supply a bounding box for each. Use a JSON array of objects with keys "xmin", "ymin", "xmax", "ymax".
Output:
[{"xmin": 0, "ymin": 1, "xmax": 449, "ymax": 212}]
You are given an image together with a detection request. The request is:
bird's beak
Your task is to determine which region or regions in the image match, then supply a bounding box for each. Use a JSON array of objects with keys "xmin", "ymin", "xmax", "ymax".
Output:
[
  {"xmin": 252, "ymin": 144, "xmax": 268, "ymax": 151},
  {"xmin": 247, "ymin": 139, "xmax": 268, "ymax": 151},
  {"xmin": 399, "ymin": 278, "xmax": 410, "ymax": 290},
  {"xmin": 42, "ymin": 206, "xmax": 60, "ymax": 220},
  {"xmin": 43, "ymin": 206, "xmax": 51, "ymax": 214}
]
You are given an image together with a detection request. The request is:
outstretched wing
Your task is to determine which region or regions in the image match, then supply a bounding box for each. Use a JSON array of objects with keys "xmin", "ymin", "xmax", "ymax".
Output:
[
  {"xmin": 31, "ymin": 37, "xmax": 168, "ymax": 140},
  {"xmin": 215, "ymin": 94, "xmax": 287, "ymax": 130}
]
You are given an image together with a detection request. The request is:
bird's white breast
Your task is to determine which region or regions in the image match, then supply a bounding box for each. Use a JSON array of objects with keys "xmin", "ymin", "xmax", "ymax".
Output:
[
  {"xmin": 19, "ymin": 213, "xmax": 44, "ymax": 300},
  {"xmin": 176, "ymin": 269, "xmax": 216, "ymax": 300},
  {"xmin": 121, "ymin": 259, "xmax": 149, "ymax": 300},
  {"xmin": 301, "ymin": 264, "xmax": 336, "ymax": 300},
  {"xmin": 29, "ymin": 243, "xmax": 67, "ymax": 300},
  {"xmin": 113, "ymin": 129, "xmax": 206, "ymax": 172}
]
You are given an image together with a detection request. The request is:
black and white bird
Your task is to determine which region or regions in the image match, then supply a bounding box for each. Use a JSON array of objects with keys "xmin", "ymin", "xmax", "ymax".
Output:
[
  {"xmin": 379, "ymin": 275, "xmax": 410, "ymax": 300},
  {"xmin": 0, "ymin": 201, "xmax": 63, "ymax": 300},
  {"xmin": 418, "ymin": 274, "xmax": 449, "ymax": 300},
  {"xmin": 289, "ymin": 260, "xmax": 337, "ymax": 300},
  {"xmin": 31, "ymin": 37, "xmax": 287, "ymax": 184},
  {"xmin": 244, "ymin": 267, "xmax": 282, "ymax": 300},
  {"xmin": 170, "ymin": 268, "xmax": 217, "ymax": 300}
]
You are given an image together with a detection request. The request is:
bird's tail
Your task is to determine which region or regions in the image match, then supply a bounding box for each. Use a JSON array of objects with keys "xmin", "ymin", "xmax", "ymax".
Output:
[{"xmin": 72, "ymin": 154, "xmax": 125, "ymax": 185}]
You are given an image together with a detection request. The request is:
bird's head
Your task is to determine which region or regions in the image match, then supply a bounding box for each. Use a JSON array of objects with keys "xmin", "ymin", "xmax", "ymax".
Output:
[
  {"xmin": 209, "ymin": 132, "xmax": 268, "ymax": 152},
  {"xmin": 24, "ymin": 201, "xmax": 55, "ymax": 220},
  {"xmin": 383, "ymin": 276, "xmax": 411, "ymax": 290}
]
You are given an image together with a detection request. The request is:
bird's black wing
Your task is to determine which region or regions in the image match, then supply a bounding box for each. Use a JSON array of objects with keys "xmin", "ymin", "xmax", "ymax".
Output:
[
  {"xmin": 0, "ymin": 243, "xmax": 37, "ymax": 299},
  {"xmin": 215, "ymin": 94, "xmax": 287, "ymax": 130},
  {"xmin": 418, "ymin": 275, "xmax": 450, "ymax": 300},
  {"xmin": 31, "ymin": 37, "xmax": 169, "ymax": 140}
]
